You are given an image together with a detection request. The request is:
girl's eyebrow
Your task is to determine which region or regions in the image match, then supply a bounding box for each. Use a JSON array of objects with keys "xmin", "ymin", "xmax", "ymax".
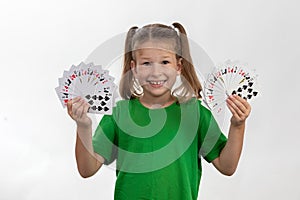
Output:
[
  {"xmin": 138, "ymin": 55, "xmax": 172, "ymax": 59},
  {"xmin": 139, "ymin": 57, "xmax": 151, "ymax": 60}
]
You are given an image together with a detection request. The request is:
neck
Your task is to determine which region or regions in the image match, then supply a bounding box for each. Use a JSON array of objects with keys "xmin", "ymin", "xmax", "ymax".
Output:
[{"xmin": 139, "ymin": 93, "xmax": 176, "ymax": 109}]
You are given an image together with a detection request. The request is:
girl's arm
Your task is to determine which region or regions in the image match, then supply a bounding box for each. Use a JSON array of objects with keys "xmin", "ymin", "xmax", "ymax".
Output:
[
  {"xmin": 212, "ymin": 95, "xmax": 251, "ymax": 176},
  {"xmin": 67, "ymin": 97, "xmax": 104, "ymax": 178},
  {"xmin": 75, "ymin": 125, "xmax": 103, "ymax": 178}
]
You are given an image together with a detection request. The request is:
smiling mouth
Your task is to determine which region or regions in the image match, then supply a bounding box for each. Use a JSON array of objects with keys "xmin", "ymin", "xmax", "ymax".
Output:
[{"xmin": 147, "ymin": 80, "xmax": 167, "ymax": 87}]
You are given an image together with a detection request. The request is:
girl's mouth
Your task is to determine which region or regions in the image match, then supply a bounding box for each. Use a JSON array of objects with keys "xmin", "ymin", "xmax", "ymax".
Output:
[{"xmin": 147, "ymin": 80, "xmax": 166, "ymax": 88}]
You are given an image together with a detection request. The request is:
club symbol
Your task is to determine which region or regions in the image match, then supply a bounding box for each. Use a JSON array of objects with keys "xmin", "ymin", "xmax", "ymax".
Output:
[
  {"xmin": 92, "ymin": 95, "xmax": 97, "ymax": 100},
  {"xmin": 104, "ymin": 87, "xmax": 110, "ymax": 93}
]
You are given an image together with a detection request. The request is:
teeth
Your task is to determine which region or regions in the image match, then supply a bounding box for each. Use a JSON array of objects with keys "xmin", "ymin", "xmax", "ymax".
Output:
[{"xmin": 149, "ymin": 81, "xmax": 165, "ymax": 85}]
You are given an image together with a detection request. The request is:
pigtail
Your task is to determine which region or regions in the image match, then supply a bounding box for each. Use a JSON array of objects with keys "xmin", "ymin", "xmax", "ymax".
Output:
[
  {"xmin": 172, "ymin": 22, "xmax": 202, "ymax": 99},
  {"xmin": 119, "ymin": 26, "xmax": 138, "ymax": 99}
]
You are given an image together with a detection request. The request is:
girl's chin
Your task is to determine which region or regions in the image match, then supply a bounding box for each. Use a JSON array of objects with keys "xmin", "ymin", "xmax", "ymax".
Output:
[{"xmin": 143, "ymin": 86, "xmax": 171, "ymax": 97}]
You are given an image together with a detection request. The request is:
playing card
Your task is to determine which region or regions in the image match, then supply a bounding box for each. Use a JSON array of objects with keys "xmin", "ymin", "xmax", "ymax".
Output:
[
  {"xmin": 84, "ymin": 85, "xmax": 116, "ymax": 115},
  {"xmin": 55, "ymin": 86, "xmax": 79, "ymax": 107},
  {"xmin": 203, "ymin": 60, "xmax": 259, "ymax": 113},
  {"xmin": 55, "ymin": 62, "xmax": 117, "ymax": 114}
]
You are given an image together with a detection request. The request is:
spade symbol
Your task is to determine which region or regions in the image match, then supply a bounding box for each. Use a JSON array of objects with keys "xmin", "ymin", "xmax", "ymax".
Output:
[
  {"xmin": 105, "ymin": 96, "xmax": 110, "ymax": 101},
  {"xmin": 88, "ymin": 100, "xmax": 94, "ymax": 105},
  {"xmin": 247, "ymin": 94, "xmax": 252, "ymax": 99},
  {"xmin": 232, "ymin": 90, "xmax": 237, "ymax": 95},
  {"xmin": 104, "ymin": 107, "xmax": 109, "ymax": 111},
  {"xmin": 98, "ymin": 95, "xmax": 103, "ymax": 100},
  {"xmin": 237, "ymin": 87, "xmax": 242, "ymax": 92},
  {"xmin": 248, "ymin": 82, "xmax": 253, "ymax": 87},
  {"xmin": 101, "ymin": 101, "xmax": 107, "ymax": 106},
  {"xmin": 253, "ymin": 91, "xmax": 258, "ymax": 96},
  {"xmin": 85, "ymin": 95, "xmax": 91, "ymax": 99},
  {"xmin": 91, "ymin": 106, "xmax": 97, "ymax": 110},
  {"xmin": 243, "ymin": 85, "xmax": 248, "ymax": 90},
  {"xmin": 248, "ymin": 88, "xmax": 253, "ymax": 93}
]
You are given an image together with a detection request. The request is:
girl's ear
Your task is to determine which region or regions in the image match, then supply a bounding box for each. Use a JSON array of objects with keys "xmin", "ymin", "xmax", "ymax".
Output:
[
  {"xmin": 177, "ymin": 58, "xmax": 182, "ymax": 75},
  {"xmin": 131, "ymin": 60, "xmax": 137, "ymax": 77}
]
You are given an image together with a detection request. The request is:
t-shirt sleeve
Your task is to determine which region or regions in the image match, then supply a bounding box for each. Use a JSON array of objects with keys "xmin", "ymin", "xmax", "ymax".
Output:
[
  {"xmin": 92, "ymin": 114, "xmax": 118, "ymax": 165},
  {"xmin": 198, "ymin": 102, "xmax": 227, "ymax": 163}
]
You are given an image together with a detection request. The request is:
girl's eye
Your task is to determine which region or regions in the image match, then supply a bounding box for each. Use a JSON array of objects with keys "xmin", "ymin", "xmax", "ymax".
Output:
[
  {"xmin": 143, "ymin": 62, "xmax": 151, "ymax": 66},
  {"xmin": 162, "ymin": 60, "xmax": 169, "ymax": 65}
]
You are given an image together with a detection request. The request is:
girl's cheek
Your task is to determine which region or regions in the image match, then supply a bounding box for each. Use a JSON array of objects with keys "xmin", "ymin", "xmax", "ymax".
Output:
[
  {"xmin": 135, "ymin": 72, "xmax": 147, "ymax": 83},
  {"xmin": 137, "ymin": 67, "xmax": 152, "ymax": 76}
]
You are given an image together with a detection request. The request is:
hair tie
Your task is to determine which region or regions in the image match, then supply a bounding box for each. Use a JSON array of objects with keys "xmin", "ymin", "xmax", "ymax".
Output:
[{"xmin": 171, "ymin": 24, "xmax": 180, "ymax": 35}]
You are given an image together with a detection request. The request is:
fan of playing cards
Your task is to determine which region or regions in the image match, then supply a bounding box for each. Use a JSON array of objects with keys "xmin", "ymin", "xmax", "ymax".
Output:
[
  {"xmin": 55, "ymin": 62, "xmax": 117, "ymax": 114},
  {"xmin": 203, "ymin": 61, "xmax": 259, "ymax": 114}
]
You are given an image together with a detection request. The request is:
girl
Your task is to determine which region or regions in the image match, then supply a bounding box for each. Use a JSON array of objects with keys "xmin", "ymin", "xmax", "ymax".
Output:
[{"xmin": 67, "ymin": 22, "xmax": 251, "ymax": 200}]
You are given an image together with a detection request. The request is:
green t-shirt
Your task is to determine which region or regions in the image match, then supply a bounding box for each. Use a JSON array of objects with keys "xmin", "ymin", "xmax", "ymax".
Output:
[{"xmin": 92, "ymin": 98, "xmax": 227, "ymax": 200}]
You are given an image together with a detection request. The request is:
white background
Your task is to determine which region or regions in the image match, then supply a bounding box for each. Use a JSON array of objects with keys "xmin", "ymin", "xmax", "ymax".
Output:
[{"xmin": 0, "ymin": 0, "xmax": 300, "ymax": 199}]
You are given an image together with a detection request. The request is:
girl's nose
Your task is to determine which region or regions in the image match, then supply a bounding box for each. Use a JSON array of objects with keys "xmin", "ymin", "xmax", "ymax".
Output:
[{"xmin": 151, "ymin": 63, "xmax": 163, "ymax": 76}]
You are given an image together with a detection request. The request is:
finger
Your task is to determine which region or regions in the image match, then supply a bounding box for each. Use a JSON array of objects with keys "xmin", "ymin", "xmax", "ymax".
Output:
[
  {"xmin": 77, "ymin": 101, "xmax": 90, "ymax": 119},
  {"xmin": 233, "ymin": 95, "xmax": 251, "ymax": 117},
  {"xmin": 67, "ymin": 103, "xmax": 75, "ymax": 118},
  {"xmin": 226, "ymin": 98, "xmax": 242, "ymax": 119},
  {"xmin": 69, "ymin": 96, "xmax": 82, "ymax": 105},
  {"xmin": 227, "ymin": 96, "xmax": 244, "ymax": 117},
  {"xmin": 67, "ymin": 100, "xmax": 73, "ymax": 116},
  {"xmin": 227, "ymin": 100, "xmax": 238, "ymax": 118},
  {"xmin": 84, "ymin": 102, "xmax": 90, "ymax": 113},
  {"xmin": 72, "ymin": 98, "xmax": 85, "ymax": 117},
  {"xmin": 231, "ymin": 95, "xmax": 247, "ymax": 111},
  {"xmin": 80, "ymin": 102, "xmax": 90, "ymax": 118},
  {"xmin": 67, "ymin": 96, "xmax": 81, "ymax": 112},
  {"xmin": 237, "ymin": 96, "xmax": 251, "ymax": 115}
]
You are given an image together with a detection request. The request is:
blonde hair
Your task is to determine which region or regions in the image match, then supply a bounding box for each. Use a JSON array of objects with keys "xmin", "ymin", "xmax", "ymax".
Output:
[{"xmin": 119, "ymin": 22, "xmax": 202, "ymax": 102}]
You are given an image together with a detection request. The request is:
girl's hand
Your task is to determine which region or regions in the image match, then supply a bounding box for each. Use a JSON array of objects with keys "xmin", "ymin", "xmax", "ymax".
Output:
[
  {"xmin": 67, "ymin": 96, "xmax": 92, "ymax": 128},
  {"xmin": 226, "ymin": 95, "xmax": 251, "ymax": 127}
]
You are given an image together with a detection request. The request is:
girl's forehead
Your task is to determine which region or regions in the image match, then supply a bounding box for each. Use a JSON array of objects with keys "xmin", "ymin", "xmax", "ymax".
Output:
[
  {"xmin": 135, "ymin": 48, "xmax": 176, "ymax": 58},
  {"xmin": 133, "ymin": 40, "xmax": 176, "ymax": 54}
]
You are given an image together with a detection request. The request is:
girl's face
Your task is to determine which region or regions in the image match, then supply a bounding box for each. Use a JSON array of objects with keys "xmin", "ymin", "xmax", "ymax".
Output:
[{"xmin": 131, "ymin": 41, "xmax": 182, "ymax": 100}]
